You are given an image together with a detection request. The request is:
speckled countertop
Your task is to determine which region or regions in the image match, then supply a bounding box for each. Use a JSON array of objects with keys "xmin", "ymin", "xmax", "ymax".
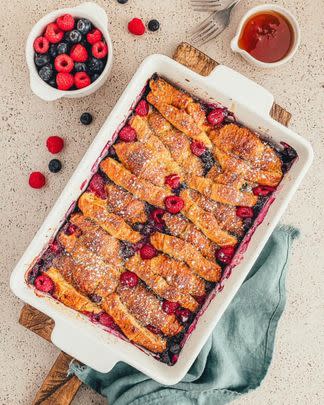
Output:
[{"xmin": 1, "ymin": 0, "xmax": 323, "ymax": 404}]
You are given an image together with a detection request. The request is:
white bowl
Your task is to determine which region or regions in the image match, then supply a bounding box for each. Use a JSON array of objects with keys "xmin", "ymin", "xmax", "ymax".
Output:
[
  {"xmin": 26, "ymin": 2, "xmax": 113, "ymax": 101},
  {"xmin": 231, "ymin": 4, "xmax": 300, "ymax": 68}
]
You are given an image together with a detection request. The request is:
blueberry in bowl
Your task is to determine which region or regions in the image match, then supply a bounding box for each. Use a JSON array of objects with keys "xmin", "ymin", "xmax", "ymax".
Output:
[{"xmin": 26, "ymin": 3, "xmax": 113, "ymax": 100}]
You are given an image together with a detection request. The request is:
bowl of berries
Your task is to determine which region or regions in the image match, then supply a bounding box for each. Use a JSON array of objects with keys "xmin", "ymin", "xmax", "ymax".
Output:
[{"xmin": 26, "ymin": 2, "xmax": 113, "ymax": 101}]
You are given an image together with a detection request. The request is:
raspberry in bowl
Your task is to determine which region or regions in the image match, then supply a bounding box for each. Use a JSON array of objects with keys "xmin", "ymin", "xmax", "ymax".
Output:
[{"xmin": 26, "ymin": 2, "xmax": 113, "ymax": 100}]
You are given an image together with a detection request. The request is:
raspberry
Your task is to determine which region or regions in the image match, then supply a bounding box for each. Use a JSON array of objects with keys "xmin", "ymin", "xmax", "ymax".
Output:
[
  {"xmin": 140, "ymin": 243, "xmax": 158, "ymax": 259},
  {"xmin": 65, "ymin": 223, "xmax": 79, "ymax": 235},
  {"xmin": 54, "ymin": 54, "xmax": 74, "ymax": 73},
  {"xmin": 252, "ymin": 185, "xmax": 276, "ymax": 196},
  {"xmin": 119, "ymin": 125, "xmax": 137, "ymax": 142},
  {"xmin": 34, "ymin": 274, "xmax": 54, "ymax": 293},
  {"xmin": 190, "ymin": 141, "xmax": 206, "ymax": 156},
  {"xmin": 44, "ymin": 23, "xmax": 64, "ymax": 44},
  {"xmin": 98, "ymin": 312, "xmax": 115, "ymax": 328},
  {"xmin": 56, "ymin": 72, "xmax": 74, "ymax": 90},
  {"xmin": 120, "ymin": 271, "xmax": 139, "ymax": 287},
  {"xmin": 56, "ymin": 14, "xmax": 75, "ymax": 31},
  {"xmin": 216, "ymin": 246, "xmax": 236, "ymax": 264},
  {"xmin": 164, "ymin": 196, "xmax": 184, "ymax": 214},
  {"xmin": 128, "ymin": 18, "xmax": 145, "ymax": 36},
  {"xmin": 70, "ymin": 44, "xmax": 88, "ymax": 62},
  {"xmin": 162, "ymin": 300, "xmax": 179, "ymax": 314},
  {"xmin": 46, "ymin": 136, "xmax": 64, "ymax": 154},
  {"xmin": 175, "ymin": 308, "xmax": 191, "ymax": 323},
  {"xmin": 74, "ymin": 72, "xmax": 91, "ymax": 89},
  {"xmin": 236, "ymin": 206, "xmax": 254, "ymax": 218},
  {"xmin": 33, "ymin": 36, "xmax": 49, "ymax": 54},
  {"xmin": 165, "ymin": 174, "xmax": 180, "ymax": 189},
  {"xmin": 88, "ymin": 173, "xmax": 107, "ymax": 199},
  {"xmin": 207, "ymin": 108, "xmax": 225, "ymax": 126},
  {"xmin": 135, "ymin": 100, "xmax": 149, "ymax": 116},
  {"xmin": 92, "ymin": 41, "xmax": 108, "ymax": 59},
  {"xmin": 29, "ymin": 172, "xmax": 46, "ymax": 189},
  {"xmin": 150, "ymin": 208, "xmax": 165, "ymax": 225},
  {"xmin": 146, "ymin": 324, "xmax": 161, "ymax": 334},
  {"xmin": 87, "ymin": 28, "xmax": 102, "ymax": 45},
  {"xmin": 49, "ymin": 240, "xmax": 61, "ymax": 254}
]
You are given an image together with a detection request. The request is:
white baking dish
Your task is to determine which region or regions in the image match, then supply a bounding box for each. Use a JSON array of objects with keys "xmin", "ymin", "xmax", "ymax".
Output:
[{"xmin": 10, "ymin": 54, "xmax": 313, "ymax": 385}]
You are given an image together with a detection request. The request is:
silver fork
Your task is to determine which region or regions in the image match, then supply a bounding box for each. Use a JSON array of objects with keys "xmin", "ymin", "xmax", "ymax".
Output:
[
  {"xmin": 191, "ymin": 1, "xmax": 240, "ymax": 46},
  {"xmin": 190, "ymin": 0, "xmax": 222, "ymax": 12}
]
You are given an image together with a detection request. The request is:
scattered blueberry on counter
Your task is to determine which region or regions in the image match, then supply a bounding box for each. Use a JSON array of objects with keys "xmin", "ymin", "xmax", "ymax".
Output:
[
  {"xmin": 80, "ymin": 112, "xmax": 93, "ymax": 125},
  {"xmin": 48, "ymin": 159, "xmax": 62, "ymax": 173},
  {"xmin": 148, "ymin": 19, "xmax": 160, "ymax": 32}
]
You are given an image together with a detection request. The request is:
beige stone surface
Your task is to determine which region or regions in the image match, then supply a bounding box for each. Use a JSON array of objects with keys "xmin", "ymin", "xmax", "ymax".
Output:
[{"xmin": 0, "ymin": 0, "xmax": 323, "ymax": 404}]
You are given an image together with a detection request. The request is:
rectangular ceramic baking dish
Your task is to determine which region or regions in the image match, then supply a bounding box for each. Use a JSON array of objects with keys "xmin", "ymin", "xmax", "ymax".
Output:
[{"xmin": 10, "ymin": 54, "xmax": 313, "ymax": 385}]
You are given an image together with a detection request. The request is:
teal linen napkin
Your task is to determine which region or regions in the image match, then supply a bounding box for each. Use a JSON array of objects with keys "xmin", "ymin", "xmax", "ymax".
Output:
[{"xmin": 69, "ymin": 225, "xmax": 298, "ymax": 405}]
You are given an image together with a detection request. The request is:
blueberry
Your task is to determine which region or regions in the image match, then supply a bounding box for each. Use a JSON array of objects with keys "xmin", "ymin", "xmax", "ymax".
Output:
[
  {"xmin": 148, "ymin": 19, "xmax": 160, "ymax": 32},
  {"xmin": 132, "ymin": 222, "xmax": 145, "ymax": 232},
  {"xmin": 65, "ymin": 30, "xmax": 82, "ymax": 44},
  {"xmin": 57, "ymin": 42, "xmax": 69, "ymax": 54},
  {"xmin": 49, "ymin": 44, "xmax": 58, "ymax": 58},
  {"xmin": 87, "ymin": 57, "xmax": 104, "ymax": 74},
  {"xmin": 169, "ymin": 343, "xmax": 180, "ymax": 354},
  {"xmin": 74, "ymin": 62, "xmax": 87, "ymax": 72},
  {"xmin": 91, "ymin": 73, "xmax": 100, "ymax": 82},
  {"xmin": 117, "ymin": 0, "xmax": 128, "ymax": 3},
  {"xmin": 48, "ymin": 77, "xmax": 57, "ymax": 88},
  {"xmin": 34, "ymin": 53, "xmax": 50, "ymax": 67},
  {"xmin": 200, "ymin": 151, "xmax": 215, "ymax": 174},
  {"xmin": 80, "ymin": 112, "xmax": 93, "ymax": 125},
  {"xmin": 48, "ymin": 159, "xmax": 62, "ymax": 173},
  {"xmin": 39, "ymin": 64, "xmax": 53, "ymax": 82},
  {"xmin": 76, "ymin": 18, "xmax": 92, "ymax": 34},
  {"xmin": 120, "ymin": 242, "xmax": 135, "ymax": 259},
  {"xmin": 281, "ymin": 146, "xmax": 297, "ymax": 163}
]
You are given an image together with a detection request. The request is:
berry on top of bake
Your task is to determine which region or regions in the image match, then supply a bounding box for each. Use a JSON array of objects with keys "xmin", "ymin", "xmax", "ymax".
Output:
[{"xmin": 27, "ymin": 76, "xmax": 297, "ymax": 364}]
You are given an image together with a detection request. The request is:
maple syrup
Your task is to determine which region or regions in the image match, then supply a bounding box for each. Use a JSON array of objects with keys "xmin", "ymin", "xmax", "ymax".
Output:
[{"xmin": 238, "ymin": 11, "xmax": 294, "ymax": 63}]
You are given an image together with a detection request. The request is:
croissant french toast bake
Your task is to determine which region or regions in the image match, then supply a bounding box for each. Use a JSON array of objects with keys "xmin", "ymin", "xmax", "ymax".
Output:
[{"xmin": 27, "ymin": 75, "xmax": 297, "ymax": 365}]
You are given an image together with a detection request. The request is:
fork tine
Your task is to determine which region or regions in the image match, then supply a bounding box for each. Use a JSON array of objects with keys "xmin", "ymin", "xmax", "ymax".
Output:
[
  {"xmin": 193, "ymin": 6, "xmax": 221, "ymax": 11},
  {"xmin": 192, "ymin": 25, "xmax": 219, "ymax": 45},
  {"xmin": 191, "ymin": 21, "xmax": 214, "ymax": 41},
  {"xmin": 190, "ymin": 0, "xmax": 221, "ymax": 4},
  {"xmin": 198, "ymin": 25, "xmax": 225, "ymax": 46},
  {"xmin": 191, "ymin": 16, "xmax": 214, "ymax": 35}
]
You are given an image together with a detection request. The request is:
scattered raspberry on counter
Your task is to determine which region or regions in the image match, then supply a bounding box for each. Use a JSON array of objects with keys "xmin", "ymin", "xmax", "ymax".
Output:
[
  {"xmin": 29, "ymin": 172, "xmax": 46, "ymax": 189},
  {"xmin": 46, "ymin": 135, "xmax": 64, "ymax": 154},
  {"xmin": 128, "ymin": 18, "xmax": 146, "ymax": 36}
]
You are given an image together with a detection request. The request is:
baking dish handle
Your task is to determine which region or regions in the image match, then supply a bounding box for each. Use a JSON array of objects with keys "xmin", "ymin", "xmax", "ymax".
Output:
[
  {"xmin": 206, "ymin": 65, "xmax": 274, "ymax": 117},
  {"xmin": 51, "ymin": 319, "xmax": 118, "ymax": 373}
]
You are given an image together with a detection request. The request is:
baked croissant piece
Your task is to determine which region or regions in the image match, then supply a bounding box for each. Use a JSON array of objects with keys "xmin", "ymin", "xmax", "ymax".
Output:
[
  {"xmin": 114, "ymin": 141, "xmax": 183, "ymax": 187},
  {"xmin": 100, "ymin": 158, "xmax": 169, "ymax": 208},
  {"xmin": 78, "ymin": 192, "xmax": 141, "ymax": 243},
  {"xmin": 105, "ymin": 183, "xmax": 147, "ymax": 224},
  {"xmin": 210, "ymin": 124, "xmax": 283, "ymax": 187},
  {"xmin": 147, "ymin": 111, "xmax": 204, "ymax": 176},
  {"xmin": 147, "ymin": 78, "xmax": 212, "ymax": 148},
  {"xmin": 150, "ymin": 232, "xmax": 221, "ymax": 282},
  {"xmin": 125, "ymin": 253, "xmax": 203, "ymax": 311}
]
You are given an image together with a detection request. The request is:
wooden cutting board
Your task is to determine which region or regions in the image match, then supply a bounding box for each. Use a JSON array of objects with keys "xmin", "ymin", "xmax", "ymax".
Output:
[{"xmin": 19, "ymin": 42, "xmax": 291, "ymax": 405}]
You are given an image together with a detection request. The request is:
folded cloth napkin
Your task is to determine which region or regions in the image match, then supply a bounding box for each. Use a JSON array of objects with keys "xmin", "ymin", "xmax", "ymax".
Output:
[{"xmin": 69, "ymin": 225, "xmax": 298, "ymax": 405}]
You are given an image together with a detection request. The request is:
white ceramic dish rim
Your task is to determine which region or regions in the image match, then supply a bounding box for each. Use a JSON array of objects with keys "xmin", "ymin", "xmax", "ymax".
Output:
[
  {"xmin": 25, "ymin": 2, "xmax": 113, "ymax": 101},
  {"xmin": 10, "ymin": 54, "xmax": 313, "ymax": 385},
  {"xmin": 231, "ymin": 4, "xmax": 301, "ymax": 68}
]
